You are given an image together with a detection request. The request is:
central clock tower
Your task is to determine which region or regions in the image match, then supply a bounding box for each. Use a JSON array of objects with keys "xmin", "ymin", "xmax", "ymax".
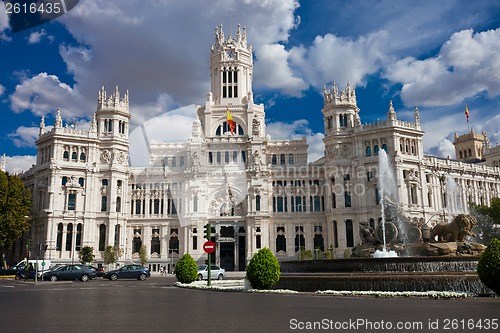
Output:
[{"xmin": 210, "ymin": 24, "xmax": 253, "ymax": 105}]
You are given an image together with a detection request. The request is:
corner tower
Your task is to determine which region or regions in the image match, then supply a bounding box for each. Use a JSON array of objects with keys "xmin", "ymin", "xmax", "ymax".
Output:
[
  {"xmin": 322, "ymin": 82, "xmax": 360, "ymax": 161},
  {"xmin": 210, "ymin": 24, "xmax": 253, "ymax": 105}
]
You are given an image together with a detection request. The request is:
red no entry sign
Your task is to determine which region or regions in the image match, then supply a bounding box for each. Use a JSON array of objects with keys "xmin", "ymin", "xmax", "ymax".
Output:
[{"xmin": 203, "ymin": 240, "xmax": 215, "ymax": 253}]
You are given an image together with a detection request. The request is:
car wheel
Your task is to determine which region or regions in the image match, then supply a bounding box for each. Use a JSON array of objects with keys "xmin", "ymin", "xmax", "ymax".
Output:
[
  {"xmin": 81, "ymin": 274, "xmax": 89, "ymax": 282},
  {"xmin": 50, "ymin": 275, "xmax": 58, "ymax": 282},
  {"xmin": 218, "ymin": 274, "xmax": 224, "ymax": 280},
  {"xmin": 197, "ymin": 274, "xmax": 203, "ymax": 281},
  {"xmin": 138, "ymin": 273, "xmax": 147, "ymax": 281},
  {"xmin": 110, "ymin": 273, "xmax": 118, "ymax": 281}
]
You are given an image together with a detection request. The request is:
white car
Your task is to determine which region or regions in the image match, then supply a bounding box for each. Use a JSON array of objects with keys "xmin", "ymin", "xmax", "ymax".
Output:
[{"xmin": 197, "ymin": 265, "xmax": 225, "ymax": 280}]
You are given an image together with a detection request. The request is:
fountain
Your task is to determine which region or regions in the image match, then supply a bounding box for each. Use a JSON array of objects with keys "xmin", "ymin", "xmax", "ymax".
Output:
[
  {"xmin": 373, "ymin": 149, "xmax": 399, "ymax": 257},
  {"xmin": 446, "ymin": 175, "xmax": 468, "ymax": 223},
  {"xmin": 274, "ymin": 151, "xmax": 491, "ymax": 294}
]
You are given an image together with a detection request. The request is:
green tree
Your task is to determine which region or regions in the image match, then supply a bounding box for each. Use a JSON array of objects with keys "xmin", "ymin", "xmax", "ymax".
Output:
[
  {"xmin": 103, "ymin": 246, "xmax": 117, "ymax": 265},
  {"xmin": 472, "ymin": 198, "xmax": 500, "ymax": 244},
  {"xmin": 0, "ymin": 171, "xmax": 32, "ymax": 250},
  {"xmin": 246, "ymin": 248, "xmax": 281, "ymax": 290},
  {"xmin": 139, "ymin": 245, "xmax": 148, "ymax": 265},
  {"xmin": 175, "ymin": 253, "xmax": 198, "ymax": 283},
  {"xmin": 477, "ymin": 238, "xmax": 500, "ymax": 296},
  {"xmin": 79, "ymin": 246, "xmax": 95, "ymax": 264}
]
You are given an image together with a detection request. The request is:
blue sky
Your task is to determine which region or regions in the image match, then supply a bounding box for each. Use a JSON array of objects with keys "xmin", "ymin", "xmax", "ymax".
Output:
[{"xmin": 2, "ymin": 0, "xmax": 500, "ymax": 173}]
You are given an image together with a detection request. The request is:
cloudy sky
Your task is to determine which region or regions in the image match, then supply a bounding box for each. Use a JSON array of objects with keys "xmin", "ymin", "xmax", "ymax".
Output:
[{"xmin": 2, "ymin": 0, "xmax": 500, "ymax": 173}]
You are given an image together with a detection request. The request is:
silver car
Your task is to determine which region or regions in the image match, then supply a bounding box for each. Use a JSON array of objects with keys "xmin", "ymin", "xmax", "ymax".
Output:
[{"xmin": 197, "ymin": 265, "xmax": 225, "ymax": 280}]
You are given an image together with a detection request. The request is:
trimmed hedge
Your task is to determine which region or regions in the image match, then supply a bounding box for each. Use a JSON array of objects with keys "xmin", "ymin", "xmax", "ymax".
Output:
[
  {"xmin": 175, "ymin": 253, "xmax": 198, "ymax": 283},
  {"xmin": 477, "ymin": 238, "xmax": 500, "ymax": 295},
  {"xmin": 246, "ymin": 248, "xmax": 280, "ymax": 289}
]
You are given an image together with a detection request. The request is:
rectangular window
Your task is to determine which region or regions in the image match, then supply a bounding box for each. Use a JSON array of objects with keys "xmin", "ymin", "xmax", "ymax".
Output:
[
  {"xmin": 255, "ymin": 195, "xmax": 261, "ymax": 211},
  {"xmin": 344, "ymin": 191, "xmax": 351, "ymax": 208},
  {"xmin": 154, "ymin": 199, "xmax": 160, "ymax": 214},
  {"xmin": 68, "ymin": 193, "xmax": 76, "ymax": 211},
  {"xmin": 193, "ymin": 236, "xmax": 198, "ymax": 250},
  {"xmin": 256, "ymin": 235, "xmax": 261, "ymax": 249}
]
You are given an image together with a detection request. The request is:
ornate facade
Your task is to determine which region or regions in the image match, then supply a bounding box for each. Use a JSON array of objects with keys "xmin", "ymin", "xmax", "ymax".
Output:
[{"xmin": 19, "ymin": 25, "xmax": 500, "ymax": 272}]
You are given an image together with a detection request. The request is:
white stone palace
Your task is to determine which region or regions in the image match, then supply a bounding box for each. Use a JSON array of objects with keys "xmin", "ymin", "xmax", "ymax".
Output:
[{"xmin": 16, "ymin": 25, "xmax": 500, "ymax": 272}]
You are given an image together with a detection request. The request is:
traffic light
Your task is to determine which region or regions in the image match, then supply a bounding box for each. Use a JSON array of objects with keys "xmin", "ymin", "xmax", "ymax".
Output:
[{"xmin": 203, "ymin": 223, "xmax": 211, "ymax": 240}]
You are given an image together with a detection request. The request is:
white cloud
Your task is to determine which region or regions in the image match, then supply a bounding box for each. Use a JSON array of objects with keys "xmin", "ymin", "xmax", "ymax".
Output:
[
  {"xmin": 10, "ymin": 72, "xmax": 84, "ymax": 118},
  {"xmin": 254, "ymin": 44, "xmax": 308, "ymax": 97},
  {"xmin": 27, "ymin": 29, "xmax": 47, "ymax": 44},
  {"xmin": 385, "ymin": 29, "xmax": 500, "ymax": 107},
  {"xmin": 0, "ymin": 2, "xmax": 11, "ymax": 41},
  {"xmin": 266, "ymin": 119, "xmax": 324, "ymax": 163},
  {"xmin": 4, "ymin": 155, "xmax": 36, "ymax": 174},
  {"xmin": 289, "ymin": 31, "xmax": 389, "ymax": 90},
  {"xmin": 0, "ymin": 84, "xmax": 5, "ymax": 96},
  {"xmin": 8, "ymin": 126, "xmax": 39, "ymax": 148}
]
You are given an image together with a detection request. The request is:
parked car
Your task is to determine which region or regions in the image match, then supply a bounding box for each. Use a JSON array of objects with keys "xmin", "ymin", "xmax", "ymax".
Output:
[
  {"xmin": 103, "ymin": 265, "xmax": 151, "ymax": 281},
  {"xmin": 84, "ymin": 265, "xmax": 104, "ymax": 278},
  {"xmin": 197, "ymin": 265, "xmax": 225, "ymax": 280},
  {"xmin": 42, "ymin": 264, "xmax": 96, "ymax": 282}
]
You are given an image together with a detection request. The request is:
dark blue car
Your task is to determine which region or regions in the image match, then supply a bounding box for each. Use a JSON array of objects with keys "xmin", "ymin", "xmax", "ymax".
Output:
[{"xmin": 103, "ymin": 264, "xmax": 151, "ymax": 281}]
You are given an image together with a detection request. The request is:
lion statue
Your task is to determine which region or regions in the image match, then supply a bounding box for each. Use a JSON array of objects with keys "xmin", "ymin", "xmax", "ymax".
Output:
[{"xmin": 430, "ymin": 214, "xmax": 477, "ymax": 242}]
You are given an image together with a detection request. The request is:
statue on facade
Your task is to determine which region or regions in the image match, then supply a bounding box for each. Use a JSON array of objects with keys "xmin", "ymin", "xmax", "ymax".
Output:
[{"xmin": 252, "ymin": 116, "xmax": 261, "ymax": 137}]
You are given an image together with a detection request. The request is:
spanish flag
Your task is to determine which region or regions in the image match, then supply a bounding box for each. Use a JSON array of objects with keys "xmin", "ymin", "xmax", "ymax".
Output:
[
  {"xmin": 227, "ymin": 110, "xmax": 235, "ymax": 135},
  {"xmin": 465, "ymin": 105, "xmax": 469, "ymax": 122}
]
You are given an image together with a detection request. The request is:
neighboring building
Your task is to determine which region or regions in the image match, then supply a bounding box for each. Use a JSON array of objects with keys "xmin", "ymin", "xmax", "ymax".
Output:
[{"xmin": 18, "ymin": 25, "xmax": 500, "ymax": 271}]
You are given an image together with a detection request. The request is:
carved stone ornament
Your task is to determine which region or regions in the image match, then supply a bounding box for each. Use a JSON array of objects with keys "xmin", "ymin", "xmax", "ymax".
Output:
[
  {"xmin": 339, "ymin": 145, "xmax": 351, "ymax": 158},
  {"xmin": 117, "ymin": 151, "xmax": 126, "ymax": 164},
  {"xmin": 101, "ymin": 150, "xmax": 111, "ymax": 163}
]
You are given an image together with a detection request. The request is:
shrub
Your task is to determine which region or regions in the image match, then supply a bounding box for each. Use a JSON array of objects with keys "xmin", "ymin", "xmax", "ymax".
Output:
[
  {"xmin": 246, "ymin": 248, "xmax": 280, "ymax": 289},
  {"xmin": 175, "ymin": 253, "xmax": 198, "ymax": 284},
  {"xmin": 79, "ymin": 246, "xmax": 95, "ymax": 264},
  {"xmin": 477, "ymin": 238, "xmax": 500, "ymax": 295}
]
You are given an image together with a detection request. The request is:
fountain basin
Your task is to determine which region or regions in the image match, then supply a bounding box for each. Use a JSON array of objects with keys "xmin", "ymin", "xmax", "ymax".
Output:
[{"xmin": 277, "ymin": 257, "xmax": 491, "ymax": 294}]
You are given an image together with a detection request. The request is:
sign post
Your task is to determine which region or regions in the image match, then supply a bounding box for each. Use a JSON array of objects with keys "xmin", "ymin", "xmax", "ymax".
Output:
[{"xmin": 203, "ymin": 223, "xmax": 212, "ymax": 286}]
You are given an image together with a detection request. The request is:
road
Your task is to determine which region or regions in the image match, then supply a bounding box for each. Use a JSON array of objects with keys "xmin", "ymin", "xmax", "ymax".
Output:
[{"xmin": 0, "ymin": 276, "xmax": 498, "ymax": 333}]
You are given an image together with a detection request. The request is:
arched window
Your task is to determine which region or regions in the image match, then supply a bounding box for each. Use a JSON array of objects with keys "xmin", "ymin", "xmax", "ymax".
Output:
[
  {"xmin": 66, "ymin": 223, "xmax": 73, "ymax": 251},
  {"xmin": 374, "ymin": 145, "xmax": 379, "ymax": 155},
  {"xmin": 114, "ymin": 225, "xmax": 120, "ymax": 247},
  {"xmin": 314, "ymin": 234, "xmax": 324, "ymax": 252},
  {"xmin": 71, "ymin": 152, "xmax": 77, "ymax": 160},
  {"xmin": 151, "ymin": 229, "xmax": 160, "ymax": 254},
  {"xmin": 79, "ymin": 152, "xmax": 86, "ymax": 161},
  {"xmin": 382, "ymin": 143, "xmax": 387, "ymax": 152},
  {"xmin": 345, "ymin": 219, "xmax": 354, "ymax": 247},
  {"xmin": 56, "ymin": 223, "xmax": 63, "ymax": 250},
  {"xmin": 78, "ymin": 177, "xmax": 84, "ymax": 187},
  {"xmin": 62, "ymin": 176, "xmax": 68, "ymax": 185},
  {"xmin": 365, "ymin": 146, "xmax": 371, "ymax": 156},
  {"xmin": 101, "ymin": 196, "xmax": 107, "ymax": 212},
  {"xmin": 215, "ymin": 121, "xmax": 244, "ymax": 136},
  {"xmin": 63, "ymin": 151, "xmax": 69, "ymax": 160},
  {"xmin": 132, "ymin": 229, "xmax": 142, "ymax": 253},
  {"xmin": 76, "ymin": 223, "xmax": 82, "ymax": 251},
  {"xmin": 116, "ymin": 197, "xmax": 121, "ymax": 212},
  {"xmin": 271, "ymin": 154, "xmax": 277, "ymax": 165},
  {"xmin": 280, "ymin": 154, "xmax": 286, "ymax": 165},
  {"xmin": 179, "ymin": 156, "xmax": 184, "ymax": 167}
]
